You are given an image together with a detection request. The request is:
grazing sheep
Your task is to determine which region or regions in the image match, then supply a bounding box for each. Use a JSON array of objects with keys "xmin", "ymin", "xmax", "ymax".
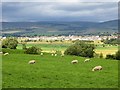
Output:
[
  {"xmin": 0, "ymin": 52, "xmax": 3, "ymax": 54},
  {"xmin": 28, "ymin": 60, "xmax": 36, "ymax": 64},
  {"xmin": 40, "ymin": 53, "xmax": 43, "ymax": 56},
  {"xmin": 71, "ymin": 60, "xmax": 78, "ymax": 64},
  {"xmin": 4, "ymin": 53, "xmax": 9, "ymax": 56},
  {"xmin": 84, "ymin": 59, "xmax": 90, "ymax": 62},
  {"xmin": 92, "ymin": 66, "xmax": 102, "ymax": 71},
  {"xmin": 51, "ymin": 53, "xmax": 54, "ymax": 56},
  {"xmin": 55, "ymin": 54, "xmax": 57, "ymax": 56}
]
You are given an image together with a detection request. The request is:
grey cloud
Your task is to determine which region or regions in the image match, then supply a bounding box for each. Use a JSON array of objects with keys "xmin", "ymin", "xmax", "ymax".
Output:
[
  {"xmin": 2, "ymin": 0, "xmax": 119, "ymax": 2},
  {"xmin": 2, "ymin": 2, "xmax": 118, "ymax": 22},
  {"xmin": 54, "ymin": 3, "xmax": 117, "ymax": 12}
]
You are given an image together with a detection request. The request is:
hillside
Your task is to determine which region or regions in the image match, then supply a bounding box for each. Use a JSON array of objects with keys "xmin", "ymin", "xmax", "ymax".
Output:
[
  {"xmin": 2, "ymin": 20, "xmax": 118, "ymax": 36},
  {"xmin": 2, "ymin": 48, "xmax": 118, "ymax": 88}
]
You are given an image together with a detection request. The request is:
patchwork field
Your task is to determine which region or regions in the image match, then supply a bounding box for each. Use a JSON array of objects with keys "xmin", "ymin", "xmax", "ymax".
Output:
[
  {"xmin": 17, "ymin": 43, "xmax": 118, "ymax": 56},
  {"xmin": 17, "ymin": 43, "xmax": 71, "ymax": 53},
  {"xmin": 2, "ymin": 49, "xmax": 118, "ymax": 88},
  {"xmin": 95, "ymin": 45, "xmax": 118, "ymax": 57}
]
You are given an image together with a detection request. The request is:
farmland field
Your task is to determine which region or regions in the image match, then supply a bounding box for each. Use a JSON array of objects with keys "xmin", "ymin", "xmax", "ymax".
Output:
[
  {"xmin": 17, "ymin": 42, "xmax": 118, "ymax": 56},
  {"xmin": 2, "ymin": 2, "xmax": 119, "ymax": 89},
  {"xmin": 17, "ymin": 42, "xmax": 72, "ymax": 53},
  {"xmin": 2, "ymin": 49, "xmax": 118, "ymax": 88},
  {"xmin": 95, "ymin": 45, "xmax": 118, "ymax": 57}
]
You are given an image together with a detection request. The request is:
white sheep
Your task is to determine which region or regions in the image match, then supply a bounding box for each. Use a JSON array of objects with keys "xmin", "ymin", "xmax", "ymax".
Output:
[
  {"xmin": 92, "ymin": 66, "xmax": 102, "ymax": 71},
  {"xmin": 84, "ymin": 59, "xmax": 90, "ymax": 62},
  {"xmin": 71, "ymin": 60, "xmax": 78, "ymax": 64},
  {"xmin": 4, "ymin": 53, "xmax": 9, "ymax": 56},
  {"xmin": 0, "ymin": 52, "xmax": 3, "ymax": 54},
  {"xmin": 51, "ymin": 53, "xmax": 54, "ymax": 56},
  {"xmin": 28, "ymin": 60, "xmax": 36, "ymax": 64},
  {"xmin": 40, "ymin": 53, "xmax": 43, "ymax": 56},
  {"xmin": 55, "ymin": 54, "xmax": 57, "ymax": 56}
]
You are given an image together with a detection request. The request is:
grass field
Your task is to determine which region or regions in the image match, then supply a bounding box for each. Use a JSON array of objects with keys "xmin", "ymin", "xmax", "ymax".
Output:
[
  {"xmin": 17, "ymin": 43, "xmax": 71, "ymax": 53},
  {"xmin": 17, "ymin": 43, "xmax": 118, "ymax": 56},
  {"xmin": 2, "ymin": 49, "xmax": 118, "ymax": 88},
  {"xmin": 95, "ymin": 45, "xmax": 118, "ymax": 57}
]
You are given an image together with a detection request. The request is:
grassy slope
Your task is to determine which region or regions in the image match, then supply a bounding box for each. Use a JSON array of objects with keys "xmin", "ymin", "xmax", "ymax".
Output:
[{"xmin": 2, "ymin": 49, "xmax": 118, "ymax": 88}]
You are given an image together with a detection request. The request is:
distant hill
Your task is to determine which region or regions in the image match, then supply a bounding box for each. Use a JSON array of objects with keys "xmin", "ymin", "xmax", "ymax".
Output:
[
  {"xmin": 99, "ymin": 20, "xmax": 118, "ymax": 27},
  {"xmin": 2, "ymin": 20, "xmax": 118, "ymax": 36}
]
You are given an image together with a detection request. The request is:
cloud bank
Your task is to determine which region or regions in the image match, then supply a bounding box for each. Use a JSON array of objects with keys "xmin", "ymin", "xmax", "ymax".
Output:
[
  {"xmin": 2, "ymin": 2, "xmax": 118, "ymax": 22},
  {"xmin": 1, "ymin": 0, "xmax": 120, "ymax": 2}
]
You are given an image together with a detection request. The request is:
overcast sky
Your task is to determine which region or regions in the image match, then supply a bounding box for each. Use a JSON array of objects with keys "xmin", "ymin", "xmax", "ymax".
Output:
[{"xmin": 1, "ymin": 1, "xmax": 118, "ymax": 22}]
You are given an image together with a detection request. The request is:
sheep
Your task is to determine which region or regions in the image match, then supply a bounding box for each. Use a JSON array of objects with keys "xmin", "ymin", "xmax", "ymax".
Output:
[
  {"xmin": 28, "ymin": 60, "xmax": 36, "ymax": 64},
  {"xmin": 92, "ymin": 66, "xmax": 102, "ymax": 71},
  {"xmin": 84, "ymin": 59, "xmax": 90, "ymax": 62},
  {"xmin": 51, "ymin": 53, "xmax": 54, "ymax": 56},
  {"xmin": 4, "ymin": 53, "xmax": 9, "ymax": 56},
  {"xmin": 40, "ymin": 53, "xmax": 43, "ymax": 56},
  {"xmin": 0, "ymin": 52, "xmax": 3, "ymax": 54},
  {"xmin": 71, "ymin": 60, "xmax": 78, "ymax": 64},
  {"xmin": 54, "ymin": 54, "xmax": 57, "ymax": 56}
]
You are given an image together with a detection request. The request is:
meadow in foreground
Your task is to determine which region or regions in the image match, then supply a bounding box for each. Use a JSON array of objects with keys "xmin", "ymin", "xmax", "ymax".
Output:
[{"xmin": 2, "ymin": 49, "xmax": 118, "ymax": 88}]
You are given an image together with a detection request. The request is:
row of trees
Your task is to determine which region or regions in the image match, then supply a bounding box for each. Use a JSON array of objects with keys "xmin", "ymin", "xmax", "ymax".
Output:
[
  {"xmin": 64, "ymin": 40, "xmax": 120, "ymax": 60},
  {"xmin": 102, "ymin": 38, "xmax": 120, "ymax": 45},
  {"xmin": 2, "ymin": 37, "xmax": 18, "ymax": 49},
  {"xmin": 106, "ymin": 50, "xmax": 120, "ymax": 60},
  {"xmin": 2, "ymin": 37, "xmax": 42, "ymax": 54},
  {"xmin": 2, "ymin": 37, "xmax": 120, "ymax": 60}
]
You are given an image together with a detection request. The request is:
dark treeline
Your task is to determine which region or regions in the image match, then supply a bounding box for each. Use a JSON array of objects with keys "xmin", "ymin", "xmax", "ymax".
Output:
[{"xmin": 103, "ymin": 38, "xmax": 120, "ymax": 45}]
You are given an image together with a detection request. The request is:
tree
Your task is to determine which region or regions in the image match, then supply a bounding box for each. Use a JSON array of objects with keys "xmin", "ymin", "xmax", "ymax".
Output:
[
  {"xmin": 64, "ymin": 44, "xmax": 81, "ymax": 56},
  {"xmin": 85, "ymin": 48, "xmax": 94, "ymax": 58},
  {"xmin": 64, "ymin": 41, "xmax": 95, "ymax": 58},
  {"xmin": 102, "ymin": 44, "xmax": 105, "ymax": 47},
  {"xmin": 25, "ymin": 46, "xmax": 42, "ymax": 54},
  {"xmin": 2, "ymin": 37, "xmax": 18, "ymax": 49},
  {"xmin": 2, "ymin": 39, "xmax": 8, "ymax": 48},
  {"xmin": 99, "ymin": 53, "xmax": 103, "ymax": 58},
  {"xmin": 22, "ymin": 43, "xmax": 27, "ymax": 50},
  {"xmin": 115, "ymin": 50, "xmax": 120, "ymax": 60},
  {"xmin": 104, "ymin": 38, "xmax": 120, "ymax": 45},
  {"xmin": 106, "ymin": 54, "xmax": 116, "ymax": 59}
]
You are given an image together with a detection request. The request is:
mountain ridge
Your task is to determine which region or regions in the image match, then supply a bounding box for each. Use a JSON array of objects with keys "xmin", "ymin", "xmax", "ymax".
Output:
[{"xmin": 2, "ymin": 19, "xmax": 118, "ymax": 36}]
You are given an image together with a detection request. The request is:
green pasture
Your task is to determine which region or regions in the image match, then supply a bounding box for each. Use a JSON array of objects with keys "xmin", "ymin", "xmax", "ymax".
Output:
[
  {"xmin": 95, "ymin": 45, "xmax": 118, "ymax": 57},
  {"xmin": 95, "ymin": 45, "xmax": 118, "ymax": 50},
  {"xmin": 2, "ymin": 49, "xmax": 118, "ymax": 88},
  {"xmin": 17, "ymin": 43, "xmax": 118, "ymax": 56},
  {"xmin": 17, "ymin": 43, "xmax": 72, "ymax": 52}
]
